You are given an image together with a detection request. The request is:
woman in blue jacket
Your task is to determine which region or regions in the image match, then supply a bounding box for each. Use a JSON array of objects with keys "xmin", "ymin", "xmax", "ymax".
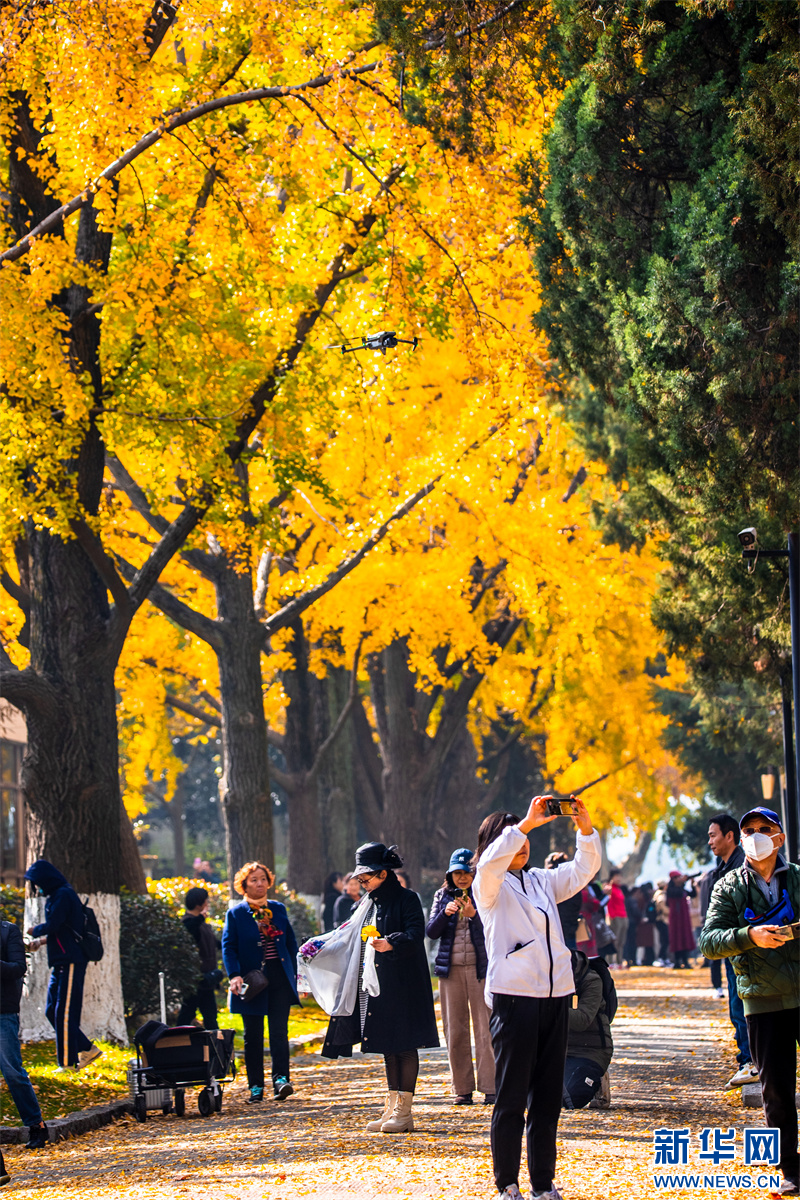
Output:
[
  {"xmin": 222, "ymin": 862, "xmax": 299, "ymax": 1103},
  {"xmin": 426, "ymin": 847, "xmax": 494, "ymax": 1105}
]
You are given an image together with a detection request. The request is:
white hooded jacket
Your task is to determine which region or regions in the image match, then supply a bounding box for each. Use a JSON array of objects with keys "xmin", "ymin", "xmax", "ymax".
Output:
[{"xmin": 473, "ymin": 824, "xmax": 602, "ymax": 1003}]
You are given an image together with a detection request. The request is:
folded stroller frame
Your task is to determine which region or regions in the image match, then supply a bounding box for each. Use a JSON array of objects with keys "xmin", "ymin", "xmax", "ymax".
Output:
[{"xmin": 130, "ymin": 1020, "xmax": 236, "ymax": 1121}]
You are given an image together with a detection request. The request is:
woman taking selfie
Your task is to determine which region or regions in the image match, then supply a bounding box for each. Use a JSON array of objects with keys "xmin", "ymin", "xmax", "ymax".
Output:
[
  {"xmin": 222, "ymin": 861, "xmax": 299, "ymax": 1103},
  {"xmin": 474, "ymin": 796, "xmax": 601, "ymax": 1200},
  {"xmin": 320, "ymin": 842, "xmax": 439, "ymax": 1133},
  {"xmin": 426, "ymin": 847, "xmax": 493, "ymax": 1105}
]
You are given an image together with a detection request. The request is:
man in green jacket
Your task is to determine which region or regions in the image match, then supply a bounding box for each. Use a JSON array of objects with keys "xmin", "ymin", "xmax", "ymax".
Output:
[{"xmin": 699, "ymin": 807, "xmax": 800, "ymax": 1197}]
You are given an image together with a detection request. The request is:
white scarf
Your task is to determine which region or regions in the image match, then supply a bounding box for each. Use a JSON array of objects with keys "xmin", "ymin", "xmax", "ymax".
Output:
[{"xmin": 297, "ymin": 894, "xmax": 380, "ymax": 1016}]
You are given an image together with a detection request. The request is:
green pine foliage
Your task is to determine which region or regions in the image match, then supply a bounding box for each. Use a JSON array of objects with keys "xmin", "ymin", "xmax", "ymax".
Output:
[{"xmin": 517, "ymin": 0, "xmax": 797, "ymax": 777}]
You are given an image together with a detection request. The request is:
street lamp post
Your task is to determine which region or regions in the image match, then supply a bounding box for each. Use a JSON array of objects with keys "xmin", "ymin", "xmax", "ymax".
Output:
[{"xmin": 741, "ymin": 530, "xmax": 800, "ymax": 863}]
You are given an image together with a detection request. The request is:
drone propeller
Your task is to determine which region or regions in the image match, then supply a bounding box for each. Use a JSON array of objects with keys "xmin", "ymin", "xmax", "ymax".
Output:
[{"xmin": 324, "ymin": 330, "xmax": 422, "ymax": 355}]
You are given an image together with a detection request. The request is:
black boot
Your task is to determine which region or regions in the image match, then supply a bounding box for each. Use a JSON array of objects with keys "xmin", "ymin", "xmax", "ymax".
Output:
[
  {"xmin": 25, "ymin": 1124, "xmax": 48, "ymax": 1150},
  {"xmin": 0, "ymin": 1149, "xmax": 10, "ymax": 1186}
]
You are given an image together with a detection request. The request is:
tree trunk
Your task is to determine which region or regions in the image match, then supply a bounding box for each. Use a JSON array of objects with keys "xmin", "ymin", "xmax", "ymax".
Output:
[
  {"xmin": 120, "ymin": 799, "xmax": 147, "ymax": 893},
  {"xmin": 281, "ymin": 620, "xmax": 323, "ymax": 892},
  {"xmin": 215, "ymin": 559, "xmax": 274, "ymax": 882},
  {"xmin": 315, "ymin": 666, "xmax": 359, "ymax": 879},
  {"xmin": 170, "ymin": 775, "xmax": 186, "ymax": 877}
]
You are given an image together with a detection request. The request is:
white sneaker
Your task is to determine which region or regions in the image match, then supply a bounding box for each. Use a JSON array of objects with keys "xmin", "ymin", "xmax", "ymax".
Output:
[
  {"xmin": 499, "ymin": 1187, "xmax": 524, "ymax": 1200},
  {"xmin": 531, "ymin": 1190, "xmax": 564, "ymax": 1200},
  {"xmin": 712, "ymin": 987, "xmax": 726, "ymax": 999},
  {"xmin": 53, "ymin": 1066, "xmax": 77, "ymax": 1074},
  {"xmin": 776, "ymin": 1180, "xmax": 799, "ymax": 1195},
  {"xmin": 726, "ymin": 1062, "xmax": 759, "ymax": 1088}
]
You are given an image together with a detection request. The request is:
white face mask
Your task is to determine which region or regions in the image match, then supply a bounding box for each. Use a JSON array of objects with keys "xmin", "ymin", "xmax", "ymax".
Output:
[{"xmin": 741, "ymin": 831, "xmax": 777, "ymax": 861}]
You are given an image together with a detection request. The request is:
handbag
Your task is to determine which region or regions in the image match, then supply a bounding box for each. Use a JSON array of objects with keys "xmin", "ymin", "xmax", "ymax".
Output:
[
  {"xmin": 575, "ymin": 917, "xmax": 591, "ymax": 943},
  {"xmin": 240, "ymin": 968, "xmax": 269, "ymax": 1001}
]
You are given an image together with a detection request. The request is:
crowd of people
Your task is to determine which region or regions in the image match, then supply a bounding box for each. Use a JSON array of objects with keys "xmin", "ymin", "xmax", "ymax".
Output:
[{"xmin": 0, "ymin": 802, "xmax": 796, "ymax": 1198}]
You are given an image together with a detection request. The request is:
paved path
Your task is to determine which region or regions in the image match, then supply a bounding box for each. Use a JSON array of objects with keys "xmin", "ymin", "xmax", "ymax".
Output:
[{"xmin": 7, "ymin": 967, "xmax": 772, "ymax": 1199}]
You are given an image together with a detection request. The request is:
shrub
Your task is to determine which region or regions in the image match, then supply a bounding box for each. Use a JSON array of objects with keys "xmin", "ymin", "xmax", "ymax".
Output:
[
  {"xmin": 146, "ymin": 876, "xmax": 229, "ymax": 932},
  {"xmin": 146, "ymin": 876, "xmax": 318, "ymax": 942},
  {"xmin": 274, "ymin": 883, "xmax": 318, "ymax": 943},
  {"xmin": 0, "ymin": 885, "xmax": 24, "ymax": 927},
  {"xmin": 119, "ymin": 889, "xmax": 202, "ymax": 1026}
]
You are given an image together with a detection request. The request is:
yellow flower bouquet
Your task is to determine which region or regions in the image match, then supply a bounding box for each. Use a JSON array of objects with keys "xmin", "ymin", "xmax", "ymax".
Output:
[{"xmin": 361, "ymin": 924, "xmax": 379, "ymax": 942}]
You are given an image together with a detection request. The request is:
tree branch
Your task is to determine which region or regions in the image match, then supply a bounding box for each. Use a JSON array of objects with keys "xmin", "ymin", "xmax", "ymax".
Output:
[
  {"xmin": 115, "ymin": 556, "xmax": 223, "ymax": 649},
  {"xmin": 0, "ymin": 656, "xmax": 60, "ymax": 718},
  {"xmin": 0, "ymin": 60, "xmax": 384, "ymax": 264},
  {"xmin": 263, "ymin": 476, "xmax": 439, "ymax": 639},
  {"xmin": 70, "ymin": 518, "xmax": 132, "ymax": 614},
  {"xmin": 165, "ymin": 693, "xmax": 221, "ymax": 727},
  {"xmin": 0, "ymin": 571, "xmax": 29, "ymax": 617}
]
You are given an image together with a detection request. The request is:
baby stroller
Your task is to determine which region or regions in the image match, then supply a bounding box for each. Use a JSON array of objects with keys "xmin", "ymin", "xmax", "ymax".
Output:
[{"xmin": 130, "ymin": 1021, "xmax": 236, "ymax": 1121}]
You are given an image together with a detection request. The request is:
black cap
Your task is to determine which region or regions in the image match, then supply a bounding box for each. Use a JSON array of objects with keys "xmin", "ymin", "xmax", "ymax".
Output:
[{"xmin": 352, "ymin": 842, "xmax": 404, "ymax": 877}]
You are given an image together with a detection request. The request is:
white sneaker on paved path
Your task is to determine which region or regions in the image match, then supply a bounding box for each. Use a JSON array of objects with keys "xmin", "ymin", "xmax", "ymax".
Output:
[
  {"xmin": 726, "ymin": 1062, "xmax": 759, "ymax": 1088},
  {"xmin": 712, "ymin": 987, "xmax": 726, "ymax": 999},
  {"xmin": 775, "ymin": 1179, "xmax": 799, "ymax": 1195},
  {"xmin": 531, "ymin": 1189, "xmax": 564, "ymax": 1200},
  {"xmin": 497, "ymin": 1186, "xmax": 524, "ymax": 1199}
]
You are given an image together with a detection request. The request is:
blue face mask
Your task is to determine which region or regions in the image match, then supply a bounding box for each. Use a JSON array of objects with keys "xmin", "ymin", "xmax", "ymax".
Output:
[{"xmin": 744, "ymin": 887, "xmax": 795, "ymax": 927}]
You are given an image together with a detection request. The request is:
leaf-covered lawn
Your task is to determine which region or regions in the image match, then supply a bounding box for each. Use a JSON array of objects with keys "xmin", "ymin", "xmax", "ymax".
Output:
[
  {"xmin": 7, "ymin": 1000, "xmax": 329, "ymax": 1124},
  {"xmin": 5, "ymin": 969, "xmax": 773, "ymax": 1200}
]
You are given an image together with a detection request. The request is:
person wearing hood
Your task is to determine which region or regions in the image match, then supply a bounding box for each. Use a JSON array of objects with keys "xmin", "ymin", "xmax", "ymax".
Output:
[
  {"xmin": 176, "ymin": 887, "xmax": 222, "ymax": 1029},
  {"xmin": 426, "ymin": 847, "xmax": 493, "ymax": 1105},
  {"xmin": 699, "ymin": 807, "xmax": 800, "ymax": 1198},
  {"xmin": 562, "ymin": 950, "xmax": 613, "ymax": 1109},
  {"xmin": 320, "ymin": 841, "xmax": 439, "ymax": 1134},
  {"xmin": 23, "ymin": 860, "xmax": 101, "ymax": 1073}
]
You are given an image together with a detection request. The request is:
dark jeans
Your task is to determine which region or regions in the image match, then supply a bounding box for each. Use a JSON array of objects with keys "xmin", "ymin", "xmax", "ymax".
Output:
[
  {"xmin": 490, "ymin": 993, "xmax": 569, "ymax": 1194},
  {"xmin": 45, "ymin": 962, "xmax": 92, "ymax": 1068},
  {"xmin": 176, "ymin": 983, "xmax": 218, "ymax": 1029},
  {"xmin": 747, "ymin": 1007, "xmax": 800, "ymax": 1186},
  {"xmin": 709, "ymin": 957, "xmax": 722, "ymax": 989},
  {"xmin": 241, "ymin": 961, "xmax": 293, "ymax": 1087},
  {"xmin": 0, "ymin": 1014, "xmax": 43, "ymax": 1126},
  {"xmin": 563, "ymin": 1055, "xmax": 604, "ymax": 1109},
  {"xmin": 724, "ymin": 958, "xmax": 751, "ymax": 1065}
]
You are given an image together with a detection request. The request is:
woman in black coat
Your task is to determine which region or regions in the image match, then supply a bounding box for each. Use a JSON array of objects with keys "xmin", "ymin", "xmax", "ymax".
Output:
[{"xmin": 321, "ymin": 842, "xmax": 439, "ymax": 1133}]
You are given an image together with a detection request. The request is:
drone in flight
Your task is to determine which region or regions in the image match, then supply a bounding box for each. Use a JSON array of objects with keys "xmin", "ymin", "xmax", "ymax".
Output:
[{"xmin": 324, "ymin": 330, "xmax": 420, "ymax": 356}]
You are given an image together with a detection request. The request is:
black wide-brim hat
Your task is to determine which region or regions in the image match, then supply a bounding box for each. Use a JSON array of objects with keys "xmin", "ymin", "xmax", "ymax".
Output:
[{"xmin": 352, "ymin": 841, "xmax": 404, "ymax": 876}]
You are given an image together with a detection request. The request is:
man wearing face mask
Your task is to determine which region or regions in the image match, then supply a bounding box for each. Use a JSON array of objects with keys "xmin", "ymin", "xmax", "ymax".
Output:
[
  {"xmin": 699, "ymin": 808, "xmax": 800, "ymax": 1197},
  {"xmin": 706, "ymin": 813, "xmax": 754, "ymax": 1087}
]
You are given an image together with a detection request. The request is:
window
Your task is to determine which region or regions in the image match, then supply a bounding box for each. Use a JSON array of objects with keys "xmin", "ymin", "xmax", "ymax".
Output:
[{"xmin": 0, "ymin": 741, "xmax": 26, "ymax": 885}]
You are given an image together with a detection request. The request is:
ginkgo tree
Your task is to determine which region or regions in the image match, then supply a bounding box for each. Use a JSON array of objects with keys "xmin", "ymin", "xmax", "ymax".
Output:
[{"xmin": 0, "ymin": 0, "xmax": 562, "ymax": 1033}]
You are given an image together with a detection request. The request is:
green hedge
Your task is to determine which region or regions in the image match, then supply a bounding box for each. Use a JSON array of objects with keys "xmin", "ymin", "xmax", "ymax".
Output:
[
  {"xmin": 119, "ymin": 889, "xmax": 202, "ymax": 1025},
  {"xmin": 0, "ymin": 885, "xmax": 24, "ymax": 927}
]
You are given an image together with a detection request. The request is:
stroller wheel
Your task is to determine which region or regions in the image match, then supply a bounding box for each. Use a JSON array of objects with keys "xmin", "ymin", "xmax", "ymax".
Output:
[
  {"xmin": 174, "ymin": 1089, "xmax": 186, "ymax": 1118},
  {"xmin": 197, "ymin": 1088, "xmax": 213, "ymax": 1117},
  {"xmin": 162, "ymin": 1101, "xmax": 172, "ymax": 1115},
  {"xmin": 134, "ymin": 1094, "xmax": 147, "ymax": 1123}
]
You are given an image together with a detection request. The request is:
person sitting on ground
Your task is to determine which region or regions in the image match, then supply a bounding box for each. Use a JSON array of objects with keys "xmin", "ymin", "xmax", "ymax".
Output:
[
  {"xmin": 176, "ymin": 887, "xmax": 222, "ymax": 1029},
  {"xmin": 333, "ymin": 873, "xmax": 362, "ymax": 927},
  {"xmin": 222, "ymin": 862, "xmax": 299, "ymax": 1104},
  {"xmin": 23, "ymin": 860, "xmax": 102, "ymax": 1073},
  {"xmin": 426, "ymin": 847, "xmax": 494, "ymax": 1107},
  {"xmin": 562, "ymin": 950, "xmax": 613, "ymax": 1109},
  {"xmin": 545, "ymin": 851, "xmax": 582, "ymax": 952},
  {"xmin": 474, "ymin": 796, "xmax": 601, "ymax": 1200},
  {"xmin": 322, "ymin": 872, "xmax": 345, "ymax": 933},
  {"xmin": 699, "ymin": 807, "xmax": 800, "ymax": 1198},
  {"xmin": 0, "ymin": 917, "xmax": 48, "ymax": 1151},
  {"xmin": 666, "ymin": 870, "xmax": 695, "ymax": 969}
]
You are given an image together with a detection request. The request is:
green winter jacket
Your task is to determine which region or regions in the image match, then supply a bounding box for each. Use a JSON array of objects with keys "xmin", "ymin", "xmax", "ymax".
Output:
[{"xmin": 698, "ymin": 858, "xmax": 800, "ymax": 1016}]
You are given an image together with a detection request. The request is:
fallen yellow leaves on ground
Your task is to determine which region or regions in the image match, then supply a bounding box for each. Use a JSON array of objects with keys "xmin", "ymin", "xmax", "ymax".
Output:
[{"xmin": 6, "ymin": 968, "xmax": 775, "ymax": 1200}]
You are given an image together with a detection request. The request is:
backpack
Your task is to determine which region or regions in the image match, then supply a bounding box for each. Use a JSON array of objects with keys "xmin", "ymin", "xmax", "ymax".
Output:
[
  {"xmin": 645, "ymin": 900, "xmax": 657, "ymax": 923},
  {"xmin": 587, "ymin": 954, "xmax": 618, "ymax": 1024},
  {"xmin": 71, "ymin": 900, "xmax": 104, "ymax": 963}
]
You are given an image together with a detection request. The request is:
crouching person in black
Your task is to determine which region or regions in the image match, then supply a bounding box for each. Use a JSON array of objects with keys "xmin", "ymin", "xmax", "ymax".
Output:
[
  {"xmin": 562, "ymin": 951, "xmax": 613, "ymax": 1109},
  {"xmin": 177, "ymin": 887, "xmax": 222, "ymax": 1029}
]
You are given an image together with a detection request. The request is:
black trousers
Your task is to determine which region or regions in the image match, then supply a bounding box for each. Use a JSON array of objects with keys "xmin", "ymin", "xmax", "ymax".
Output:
[
  {"xmin": 490, "ymin": 993, "xmax": 569, "ymax": 1194},
  {"xmin": 176, "ymin": 982, "xmax": 218, "ymax": 1030},
  {"xmin": 241, "ymin": 960, "xmax": 294, "ymax": 1088},
  {"xmin": 563, "ymin": 1055, "xmax": 604, "ymax": 1109},
  {"xmin": 746, "ymin": 1006, "xmax": 800, "ymax": 1185}
]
